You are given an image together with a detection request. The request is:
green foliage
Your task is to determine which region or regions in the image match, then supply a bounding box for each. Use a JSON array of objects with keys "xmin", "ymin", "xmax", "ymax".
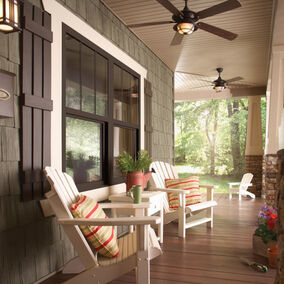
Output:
[
  {"xmin": 117, "ymin": 150, "xmax": 152, "ymax": 174},
  {"xmin": 174, "ymin": 98, "xmax": 266, "ymax": 175},
  {"xmin": 255, "ymin": 224, "xmax": 277, "ymax": 244}
]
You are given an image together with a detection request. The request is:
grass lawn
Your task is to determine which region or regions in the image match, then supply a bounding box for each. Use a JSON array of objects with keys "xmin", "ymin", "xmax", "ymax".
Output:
[{"xmin": 176, "ymin": 165, "xmax": 240, "ymax": 193}]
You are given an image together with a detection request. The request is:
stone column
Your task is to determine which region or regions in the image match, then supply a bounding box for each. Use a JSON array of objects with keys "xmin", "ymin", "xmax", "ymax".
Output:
[{"xmin": 245, "ymin": 96, "xmax": 263, "ymax": 197}]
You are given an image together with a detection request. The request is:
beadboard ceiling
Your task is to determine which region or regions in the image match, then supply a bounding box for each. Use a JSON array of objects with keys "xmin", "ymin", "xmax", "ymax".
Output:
[{"xmin": 102, "ymin": 0, "xmax": 274, "ymax": 99}]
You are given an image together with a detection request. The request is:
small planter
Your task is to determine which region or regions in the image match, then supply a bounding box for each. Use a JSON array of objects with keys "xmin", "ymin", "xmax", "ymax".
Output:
[
  {"xmin": 267, "ymin": 245, "xmax": 278, "ymax": 268},
  {"xmin": 252, "ymin": 235, "xmax": 277, "ymax": 257}
]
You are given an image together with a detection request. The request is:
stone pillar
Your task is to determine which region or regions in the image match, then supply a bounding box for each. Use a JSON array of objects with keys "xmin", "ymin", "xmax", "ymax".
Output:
[
  {"xmin": 263, "ymin": 154, "xmax": 278, "ymax": 208},
  {"xmin": 245, "ymin": 96, "xmax": 263, "ymax": 197},
  {"xmin": 275, "ymin": 149, "xmax": 284, "ymax": 283}
]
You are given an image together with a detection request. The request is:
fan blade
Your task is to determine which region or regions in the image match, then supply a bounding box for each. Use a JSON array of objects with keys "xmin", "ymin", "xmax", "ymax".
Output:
[
  {"xmin": 155, "ymin": 0, "xmax": 183, "ymax": 18},
  {"xmin": 197, "ymin": 0, "xmax": 241, "ymax": 19},
  {"xmin": 197, "ymin": 22, "xmax": 237, "ymax": 40},
  {"xmin": 127, "ymin": 21, "xmax": 174, "ymax": 28},
  {"xmin": 171, "ymin": 33, "xmax": 184, "ymax": 46},
  {"xmin": 228, "ymin": 83, "xmax": 252, "ymax": 88},
  {"xmin": 176, "ymin": 70, "xmax": 215, "ymax": 78},
  {"xmin": 226, "ymin": 76, "xmax": 243, "ymax": 83},
  {"xmin": 188, "ymin": 85, "xmax": 213, "ymax": 90},
  {"xmin": 176, "ymin": 70, "xmax": 206, "ymax": 77}
]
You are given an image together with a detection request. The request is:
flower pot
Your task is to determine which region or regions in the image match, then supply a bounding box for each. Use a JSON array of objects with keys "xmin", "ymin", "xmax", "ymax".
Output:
[
  {"xmin": 252, "ymin": 235, "xmax": 277, "ymax": 257},
  {"xmin": 267, "ymin": 245, "xmax": 278, "ymax": 268},
  {"xmin": 126, "ymin": 171, "xmax": 152, "ymax": 192}
]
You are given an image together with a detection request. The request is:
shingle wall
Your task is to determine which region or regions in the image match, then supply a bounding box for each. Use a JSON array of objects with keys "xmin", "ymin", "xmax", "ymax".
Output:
[
  {"xmin": 0, "ymin": 1, "xmax": 75, "ymax": 283},
  {"xmin": 0, "ymin": 0, "xmax": 174, "ymax": 283}
]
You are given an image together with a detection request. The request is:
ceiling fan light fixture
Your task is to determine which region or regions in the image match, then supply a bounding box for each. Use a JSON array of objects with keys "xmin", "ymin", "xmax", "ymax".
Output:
[
  {"xmin": 177, "ymin": 22, "xmax": 194, "ymax": 35},
  {"xmin": 214, "ymin": 84, "xmax": 226, "ymax": 93}
]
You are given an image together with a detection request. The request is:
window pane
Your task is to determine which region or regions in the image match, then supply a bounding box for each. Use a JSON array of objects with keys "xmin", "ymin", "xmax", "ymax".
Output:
[
  {"xmin": 96, "ymin": 53, "xmax": 108, "ymax": 116},
  {"xmin": 66, "ymin": 35, "xmax": 80, "ymax": 110},
  {"xmin": 113, "ymin": 127, "xmax": 135, "ymax": 177},
  {"xmin": 82, "ymin": 44, "xmax": 95, "ymax": 113},
  {"xmin": 130, "ymin": 77, "xmax": 139, "ymax": 124},
  {"xmin": 113, "ymin": 65, "xmax": 139, "ymax": 124},
  {"xmin": 66, "ymin": 117, "xmax": 102, "ymax": 184}
]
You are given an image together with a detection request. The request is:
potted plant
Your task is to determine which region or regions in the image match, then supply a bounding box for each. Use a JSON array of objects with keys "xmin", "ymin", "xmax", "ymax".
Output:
[
  {"xmin": 116, "ymin": 150, "xmax": 152, "ymax": 192},
  {"xmin": 253, "ymin": 206, "xmax": 277, "ymax": 257}
]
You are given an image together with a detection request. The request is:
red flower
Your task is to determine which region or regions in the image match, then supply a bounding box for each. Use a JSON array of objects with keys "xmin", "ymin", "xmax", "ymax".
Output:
[{"xmin": 267, "ymin": 214, "xmax": 277, "ymax": 230}]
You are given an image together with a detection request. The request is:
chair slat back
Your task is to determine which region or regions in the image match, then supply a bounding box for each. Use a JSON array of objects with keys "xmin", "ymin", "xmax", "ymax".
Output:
[
  {"xmin": 240, "ymin": 173, "xmax": 253, "ymax": 190},
  {"xmin": 44, "ymin": 167, "xmax": 96, "ymax": 268},
  {"xmin": 149, "ymin": 161, "xmax": 179, "ymax": 213}
]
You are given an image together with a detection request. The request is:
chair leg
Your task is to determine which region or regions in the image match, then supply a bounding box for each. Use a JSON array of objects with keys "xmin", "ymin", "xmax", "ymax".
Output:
[
  {"xmin": 229, "ymin": 187, "xmax": 232, "ymax": 199},
  {"xmin": 239, "ymin": 191, "xmax": 242, "ymax": 201},
  {"xmin": 178, "ymin": 207, "xmax": 186, "ymax": 238},
  {"xmin": 136, "ymin": 225, "xmax": 150, "ymax": 284},
  {"xmin": 207, "ymin": 207, "xmax": 213, "ymax": 228}
]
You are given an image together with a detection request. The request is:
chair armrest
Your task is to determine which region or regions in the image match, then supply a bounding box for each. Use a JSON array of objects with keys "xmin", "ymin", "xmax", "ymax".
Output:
[
  {"xmin": 58, "ymin": 216, "xmax": 161, "ymax": 226},
  {"xmin": 99, "ymin": 202, "xmax": 151, "ymax": 209},
  {"xmin": 241, "ymin": 183, "xmax": 252, "ymax": 187},
  {"xmin": 229, "ymin": 182, "xmax": 240, "ymax": 186},
  {"xmin": 150, "ymin": 187, "xmax": 190, "ymax": 194},
  {"xmin": 200, "ymin": 184, "xmax": 215, "ymax": 189}
]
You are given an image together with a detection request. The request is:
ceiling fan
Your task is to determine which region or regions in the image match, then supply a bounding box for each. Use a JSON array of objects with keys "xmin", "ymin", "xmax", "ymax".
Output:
[
  {"xmin": 176, "ymin": 68, "xmax": 244, "ymax": 92},
  {"xmin": 127, "ymin": 0, "xmax": 241, "ymax": 45}
]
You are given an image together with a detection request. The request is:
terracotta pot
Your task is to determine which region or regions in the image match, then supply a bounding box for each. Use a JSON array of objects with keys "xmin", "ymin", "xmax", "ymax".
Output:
[
  {"xmin": 252, "ymin": 235, "xmax": 277, "ymax": 257},
  {"xmin": 267, "ymin": 245, "xmax": 278, "ymax": 268},
  {"xmin": 126, "ymin": 171, "xmax": 152, "ymax": 192}
]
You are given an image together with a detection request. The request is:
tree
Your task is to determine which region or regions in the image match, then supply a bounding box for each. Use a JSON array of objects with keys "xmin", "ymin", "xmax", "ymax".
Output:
[{"xmin": 227, "ymin": 100, "xmax": 242, "ymax": 175}]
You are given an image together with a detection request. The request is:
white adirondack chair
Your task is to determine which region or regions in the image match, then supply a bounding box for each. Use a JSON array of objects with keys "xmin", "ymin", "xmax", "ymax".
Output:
[
  {"xmin": 149, "ymin": 162, "xmax": 217, "ymax": 238},
  {"xmin": 44, "ymin": 167, "xmax": 162, "ymax": 284},
  {"xmin": 229, "ymin": 173, "xmax": 255, "ymax": 200}
]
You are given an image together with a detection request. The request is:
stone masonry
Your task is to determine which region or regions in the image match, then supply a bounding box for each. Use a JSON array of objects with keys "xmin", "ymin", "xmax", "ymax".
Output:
[
  {"xmin": 263, "ymin": 154, "xmax": 278, "ymax": 208},
  {"xmin": 275, "ymin": 149, "xmax": 284, "ymax": 284},
  {"xmin": 245, "ymin": 155, "xmax": 263, "ymax": 197}
]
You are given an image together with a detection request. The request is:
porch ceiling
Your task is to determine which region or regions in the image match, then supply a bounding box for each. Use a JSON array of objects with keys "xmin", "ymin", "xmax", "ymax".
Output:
[{"xmin": 102, "ymin": 0, "xmax": 274, "ymax": 99}]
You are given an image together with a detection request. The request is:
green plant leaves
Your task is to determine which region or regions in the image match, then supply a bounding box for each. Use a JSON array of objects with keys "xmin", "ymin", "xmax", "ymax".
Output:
[{"xmin": 116, "ymin": 150, "xmax": 152, "ymax": 173}]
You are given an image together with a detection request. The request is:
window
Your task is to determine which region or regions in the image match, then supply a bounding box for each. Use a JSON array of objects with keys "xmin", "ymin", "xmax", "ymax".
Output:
[{"xmin": 62, "ymin": 25, "xmax": 140, "ymax": 191}]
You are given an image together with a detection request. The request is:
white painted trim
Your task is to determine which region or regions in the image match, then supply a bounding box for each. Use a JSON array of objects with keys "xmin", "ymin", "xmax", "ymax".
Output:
[
  {"xmin": 265, "ymin": 45, "xmax": 284, "ymax": 154},
  {"xmin": 43, "ymin": 0, "xmax": 147, "ymax": 170}
]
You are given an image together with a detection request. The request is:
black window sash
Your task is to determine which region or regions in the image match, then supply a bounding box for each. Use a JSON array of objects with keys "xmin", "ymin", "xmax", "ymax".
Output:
[{"xmin": 62, "ymin": 24, "xmax": 141, "ymax": 190}]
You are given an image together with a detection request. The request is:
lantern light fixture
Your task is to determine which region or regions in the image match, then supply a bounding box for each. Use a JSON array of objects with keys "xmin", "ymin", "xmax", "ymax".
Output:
[
  {"xmin": 213, "ymin": 84, "xmax": 226, "ymax": 93},
  {"xmin": 0, "ymin": 0, "xmax": 21, "ymax": 33}
]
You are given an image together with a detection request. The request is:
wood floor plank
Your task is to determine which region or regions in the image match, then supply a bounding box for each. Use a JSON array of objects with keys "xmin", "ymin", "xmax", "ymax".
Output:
[{"xmin": 42, "ymin": 194, "xmax": 276, "ymax": 284}]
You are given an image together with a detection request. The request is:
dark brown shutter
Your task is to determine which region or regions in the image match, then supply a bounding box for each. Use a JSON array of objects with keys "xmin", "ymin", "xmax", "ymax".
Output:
[
  {"xmin": 144, "ymin": 79, "xmax": 153, "ymax": 156},
  {"xmin": 21, "ymin": 2, "xmax": 53, "ymax": 201}
]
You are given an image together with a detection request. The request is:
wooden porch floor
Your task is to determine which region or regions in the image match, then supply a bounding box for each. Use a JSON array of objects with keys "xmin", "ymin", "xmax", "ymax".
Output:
[{"xmin": 43, "ymin": 194, "xmax": 276, "ymax": 284}]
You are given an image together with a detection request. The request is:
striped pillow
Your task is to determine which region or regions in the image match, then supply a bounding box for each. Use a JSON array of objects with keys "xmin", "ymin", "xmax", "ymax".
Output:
[
  {"xmin": 71, "ymin": 195, "xmax": 119, "ymax": 258},
  {"xmin": 165, "ymin": 176, "xmax": 202, "ymax": 210}
]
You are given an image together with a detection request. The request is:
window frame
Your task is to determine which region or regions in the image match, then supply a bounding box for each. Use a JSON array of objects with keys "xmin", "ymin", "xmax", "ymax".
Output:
[{"xmin": 62, "ymin": 24, "xmax": 140, "ymax": 191}]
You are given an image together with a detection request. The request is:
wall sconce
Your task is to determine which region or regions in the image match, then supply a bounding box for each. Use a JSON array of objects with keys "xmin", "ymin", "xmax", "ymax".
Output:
[{"xmin": 0, "ymin": 0, "xmax": 21, "ymax": 33}]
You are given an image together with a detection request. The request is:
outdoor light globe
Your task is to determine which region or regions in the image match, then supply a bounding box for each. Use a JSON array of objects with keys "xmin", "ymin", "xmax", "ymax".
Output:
[
  {"xmin": 0, "ymin": 0, "xmax": 20, "ymax": 33},
  {"xmin": 177, "ymin": 22, "xmax": 194, "ymax": 35},
  {"xmin": 214, "ymin": 85, "xmax": 225, "ymax": 93}
]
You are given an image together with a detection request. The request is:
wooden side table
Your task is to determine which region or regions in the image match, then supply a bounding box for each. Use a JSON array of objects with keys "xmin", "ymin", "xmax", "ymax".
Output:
[{"xmin": 109, "ymin": 191, "xmax": 165, "ymax": 243}]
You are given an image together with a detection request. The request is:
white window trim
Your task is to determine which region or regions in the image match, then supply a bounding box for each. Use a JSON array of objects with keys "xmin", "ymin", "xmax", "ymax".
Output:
[{"xmin": 43, "ymin": 0, "xmax": 147, "ymax": 170}]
